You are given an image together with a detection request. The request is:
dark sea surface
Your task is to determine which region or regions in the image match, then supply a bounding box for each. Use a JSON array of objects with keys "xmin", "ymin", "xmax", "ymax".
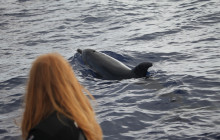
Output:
[{"xmin": 0, "ymin": 0, "xmax": 220, "ymax": 139}]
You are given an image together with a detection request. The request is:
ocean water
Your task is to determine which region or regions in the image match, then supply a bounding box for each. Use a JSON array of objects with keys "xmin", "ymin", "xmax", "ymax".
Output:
[{"xmin": 0, "ymin": 0, "xmax": 220, "ymax": 139}]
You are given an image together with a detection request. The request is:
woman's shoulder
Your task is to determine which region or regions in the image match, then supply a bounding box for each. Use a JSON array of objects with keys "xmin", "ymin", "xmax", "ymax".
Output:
[{"xmin": 27, "ymin": 112, "xmax": 84, "ymax": 140}]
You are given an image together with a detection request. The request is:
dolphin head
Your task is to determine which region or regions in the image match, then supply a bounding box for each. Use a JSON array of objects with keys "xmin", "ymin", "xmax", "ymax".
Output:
[
  {"xmin": 81, "ymin": 49, "xmax": 97, "ymax": 61},
  {"xmin": 78, "ymin": 49, "xmax": 101, "ymax": 68},
  {"xmin": 132, "ymin": 62, "xmax": 153, "ymax": 78}
]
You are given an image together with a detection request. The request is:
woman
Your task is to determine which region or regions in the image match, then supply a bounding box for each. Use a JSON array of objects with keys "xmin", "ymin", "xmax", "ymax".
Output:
[{"xmin": 21, "ymin": 53, "xmax": 102, "ymax": 140}]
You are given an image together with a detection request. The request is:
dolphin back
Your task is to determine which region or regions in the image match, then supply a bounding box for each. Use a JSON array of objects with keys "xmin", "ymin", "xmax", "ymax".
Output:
[
  {"xmin": 77, "ymin": 49, "xmax": 132, "ymax": 80},
  {"xmin": 77, "ymin": 49, "xmax": 153, "ymax": 80}
]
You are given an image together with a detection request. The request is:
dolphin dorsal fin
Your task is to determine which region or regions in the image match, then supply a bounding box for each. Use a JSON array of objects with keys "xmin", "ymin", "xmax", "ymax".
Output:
[{"xmin": 77, "ymin": 49, "xmax": 82, "ymax": 54}]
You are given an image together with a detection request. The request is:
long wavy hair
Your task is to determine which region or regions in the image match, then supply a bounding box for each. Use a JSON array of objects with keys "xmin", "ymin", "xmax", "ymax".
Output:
[{"xmin": 21, "ymin": 53, "xmax": 102, "ymax": 140}]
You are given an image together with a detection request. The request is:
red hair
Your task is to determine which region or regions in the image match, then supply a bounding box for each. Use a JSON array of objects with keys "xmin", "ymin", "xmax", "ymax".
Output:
[{"xmin": 21, "ymin": 53, "xmax": 102, "ymax": 140}]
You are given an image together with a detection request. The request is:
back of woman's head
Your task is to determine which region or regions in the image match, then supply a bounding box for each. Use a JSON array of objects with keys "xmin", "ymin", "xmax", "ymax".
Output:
[{"xmin": 22, "ymin": 53, "xmax": 102, "ymax": 140}]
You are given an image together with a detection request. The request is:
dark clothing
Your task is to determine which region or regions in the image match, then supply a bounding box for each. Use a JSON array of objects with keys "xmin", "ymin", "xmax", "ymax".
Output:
[{"xmin": 27, "ymin": 112, "xmax": 86, "ymax": 140}]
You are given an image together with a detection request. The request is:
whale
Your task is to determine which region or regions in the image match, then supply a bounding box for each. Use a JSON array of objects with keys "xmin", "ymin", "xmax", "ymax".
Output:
[{"xmin": 77, "ymin": 49, "xmax": 153, "ymax": 80}]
